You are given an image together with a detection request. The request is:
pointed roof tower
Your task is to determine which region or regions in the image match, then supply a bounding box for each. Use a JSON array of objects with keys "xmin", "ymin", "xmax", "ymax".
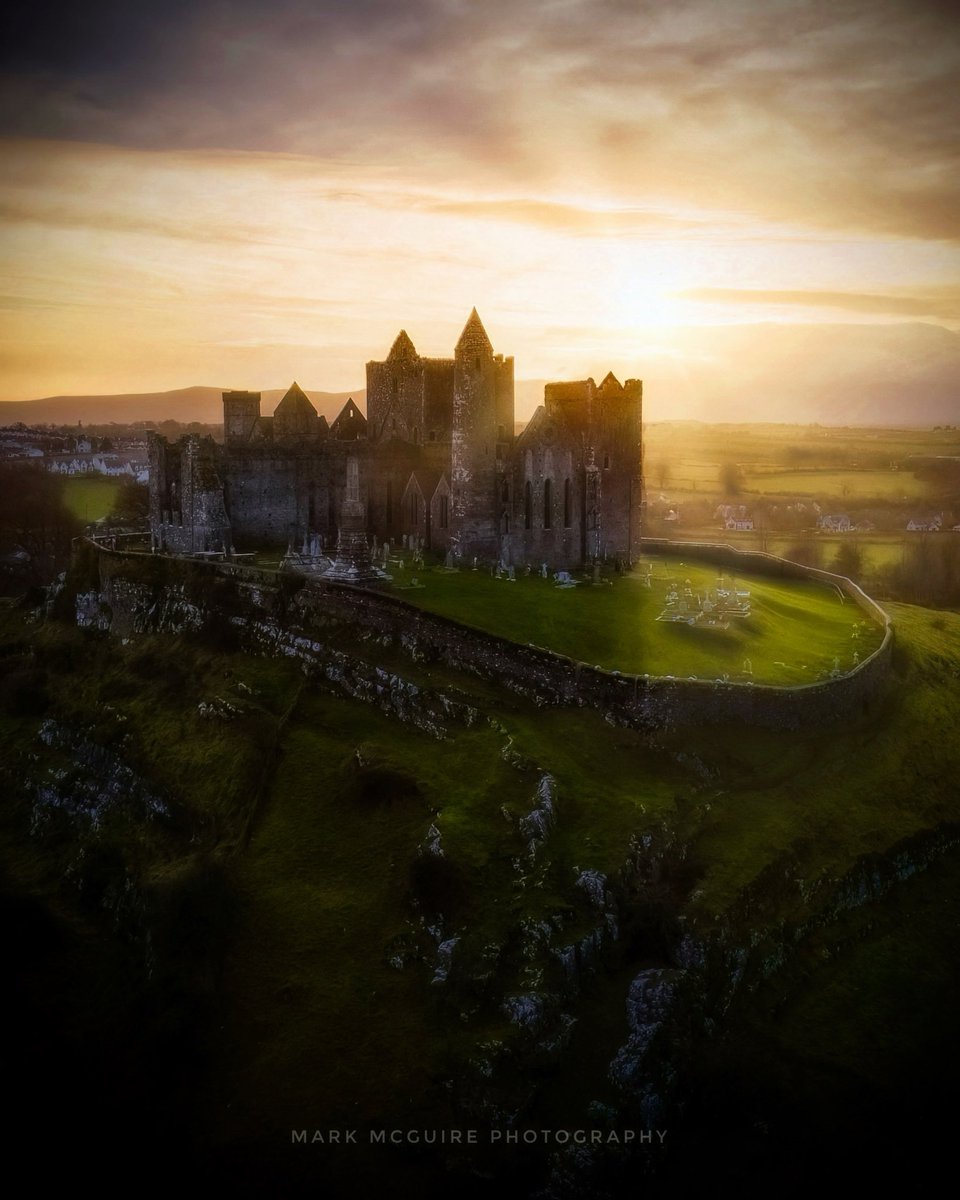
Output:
[
  {"xmin": 331, "ymin": 397, "xmax": 367, "ymax": 440},
  {"xmin": 387, "ymin": 329, "xmax": 418, "ymax": 361},
  {"xmin": 274, "ymin": 381, "xmax": 318, "ymax": 418},
  {"xmin": 455, "ymin": 307, "xmax": 493, "ymax": 356}
]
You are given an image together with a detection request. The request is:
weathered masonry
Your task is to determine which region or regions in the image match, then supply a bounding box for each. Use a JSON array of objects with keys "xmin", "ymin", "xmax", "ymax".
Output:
[{"xmin": 148, "ymin": 310, "xmax": 644, "ymax": 568}]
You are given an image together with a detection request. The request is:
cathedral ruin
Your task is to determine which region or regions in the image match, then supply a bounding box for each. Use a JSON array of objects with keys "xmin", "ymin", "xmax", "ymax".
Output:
[{"xmin": 148, "ymin": 310, "xmax": 643, "ymax": 569}]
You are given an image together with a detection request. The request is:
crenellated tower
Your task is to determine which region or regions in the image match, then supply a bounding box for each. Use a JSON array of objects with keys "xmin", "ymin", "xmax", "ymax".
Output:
[{"xmin": 223, "ymin": 390, "xmax": 262, "ymax": 445}]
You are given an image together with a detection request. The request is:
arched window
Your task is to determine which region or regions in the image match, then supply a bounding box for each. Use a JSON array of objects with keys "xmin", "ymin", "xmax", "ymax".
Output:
[
  {"xmin": 524, "ymin": 481, "xmax": 532, "ymax": 530},
  {"xmin": 563, "ymin": 478, "xmax": 572, "ymax": 527},
  {"xmin": 439, "ymin": 495, "xmax": 449, "ymax": 529},
  {"xmin": 543, "ymin": 479, "xmax": 552, "ymax": 529},
  {"xmin": 410, "ymin": 493, "xmax": 420, "ymax": 525}
]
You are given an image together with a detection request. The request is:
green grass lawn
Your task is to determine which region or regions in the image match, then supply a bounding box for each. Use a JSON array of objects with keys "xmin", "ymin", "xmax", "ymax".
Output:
[
  {"xmin": 391, "ymin": 556, "xmax": 883, "ymax": 685},
  {"xmin": 62, "ymin": 476, "xmax": 122, "ymax": 523}
]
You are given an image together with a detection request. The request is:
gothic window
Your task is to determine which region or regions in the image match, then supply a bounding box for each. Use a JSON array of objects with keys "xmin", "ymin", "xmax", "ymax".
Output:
[
  {"xmin": 410, "ymin": 492, "xmax": 420, "ymax": 525},
  {"xmin": 500, "ymin": 479, "xmax": 509, "ymax": 503},
  {"xmin": 392, "ymin": 377, "xmax": 399, "ymax": 395},
  {"xmin": 563, "ymin": 478, "xmax": 572, "ymax": 527},
  {"xmin": 524, "ymin": 481, "xmax": 532, "ymax": 530},
  {"xmin": 439, "ymin": 494, "xmax": 449, "ymax": 529},
  {"xmin": 603, "ymin": 453, "xmax": 610, "ymax": 469},
  {"xmin": 543, "ymin": 479, "xmax": 552, "ymax": 529},
  {"xmin": 501, "ymin": 510, "xmax": 510, "ymax": 534}
]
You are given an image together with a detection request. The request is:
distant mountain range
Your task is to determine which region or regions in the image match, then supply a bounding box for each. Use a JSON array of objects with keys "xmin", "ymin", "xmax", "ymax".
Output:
[
  {"xmin": 2, "ymin": 323, "xmax": 957, "ymax": 428},
  {"xmin": 0, "ymin": 386, "xmax": 365, "ymax": 427}
]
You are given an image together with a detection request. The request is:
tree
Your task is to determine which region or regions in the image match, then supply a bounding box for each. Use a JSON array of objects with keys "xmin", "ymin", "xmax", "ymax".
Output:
[
  {"xmin": 832, "ymin": 541, "xmax": 863, "ymax": 581},
  {"xmin": 111, "ymin": 479, "xmax": 150, "ymax": 524},
  {"xmin": 785, "ymin": 538, "xmax": 822, "ymax": 568},
  {"xmin": 719, "ymin": 462, "xmax": 744, "ymax": 497},
  {"xmin": 652, "ymin": 459, "xmax": 672, "ymax": 490},
  {"xmin": 0, "ymin": 464, "xmax": 80, "ymax": 592}
]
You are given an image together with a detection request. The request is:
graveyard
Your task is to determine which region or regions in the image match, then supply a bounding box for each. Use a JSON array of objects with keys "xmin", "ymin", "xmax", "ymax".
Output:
[{"xmin": 389, "ymin": 555, "xmax": 882, "ymax": 686}]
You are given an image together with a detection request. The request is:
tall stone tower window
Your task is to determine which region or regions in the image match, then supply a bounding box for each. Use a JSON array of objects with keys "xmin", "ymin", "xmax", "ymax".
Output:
[
  {"xmin": 410, "ymin": 493, "xmax": 420, "ymax": 525},
  {"xmin": 543, "ymin": 479, "xmax": 553, "ymax": 529},
  {"xmin": 524, "ymin": 481, "xmax": 532, "ymax": 530},
  {"xmin": 439, "ymin": 495, "xmax": 449, "ymax": 529}
]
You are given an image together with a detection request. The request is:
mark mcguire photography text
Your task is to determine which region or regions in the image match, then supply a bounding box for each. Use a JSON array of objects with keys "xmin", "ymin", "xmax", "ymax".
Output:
[{"xmin": 292, "ymin": 1129, "xmax": 666, "ymax": 1146}]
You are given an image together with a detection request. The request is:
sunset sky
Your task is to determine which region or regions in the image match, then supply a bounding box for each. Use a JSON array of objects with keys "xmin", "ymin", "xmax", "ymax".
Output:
[{"xmin": 1, "ymin": 0, "xmax": 958, "ymax": 420}]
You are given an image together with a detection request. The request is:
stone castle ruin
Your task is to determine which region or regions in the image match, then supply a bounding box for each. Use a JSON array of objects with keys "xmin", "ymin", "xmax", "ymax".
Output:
[{"xmin": 148, "ymin": 310, "xmax": 643, "ymax": 569}]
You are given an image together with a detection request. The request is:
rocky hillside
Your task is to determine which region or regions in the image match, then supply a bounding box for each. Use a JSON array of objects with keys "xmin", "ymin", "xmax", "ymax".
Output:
[{"xmin": 2, "ymin": 558, "xmax": 959, "ymax": 1194}]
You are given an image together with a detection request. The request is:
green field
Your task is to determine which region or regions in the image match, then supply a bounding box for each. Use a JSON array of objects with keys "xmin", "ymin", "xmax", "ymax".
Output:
[
  {"xmin": 643, "ymin": 423, "xmax": 959, "ymax": 521},
  {"xmin": 62, "ymin": 476, "xmax": 122, "ymax": 522},
  {"xmin": 392, "ymin": 557, "xmax": 882, "ymax": 685},
  {"xmin": 767, "ymin": 533, "xmax": 905, "ymax": 571},
  {"xmin": 743, "ymin": 467, "xmax": 929, "ymax": 500}
]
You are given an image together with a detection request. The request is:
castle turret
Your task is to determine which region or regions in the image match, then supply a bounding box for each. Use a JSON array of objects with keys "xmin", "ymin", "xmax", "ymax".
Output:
[
  {"xmin": 451, "ymin": 309, "xmax": 514, "ymax": 561},
  {"xmin": 223, "ymin": 390, "xmax": 261, "ymax": 444}
]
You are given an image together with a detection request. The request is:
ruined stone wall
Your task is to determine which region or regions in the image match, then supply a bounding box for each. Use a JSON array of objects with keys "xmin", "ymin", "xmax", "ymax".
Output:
[
  {"xmin": 223, "ymin": 390, "xmax": 262, "ymax": 444},
  {"xmin": 423, "ymin": 359, "xmax": 456, "ymax": 443},
  {"xmin": 148, "ymin": 435, "xmax": 230, "ymax": 554},
  {"xmin": 222, "ymin": 443, "xmax": 380, "ymax": 551},
  {"xmin": 366, "ymin": 355, "xmax": 427, "ymax": 445},
  {"xmin": 508, "ymin": 439, "xmax": 582, "ymax": 569},
  {"xmin": 595, "ymin": 382, "xmax": 642, "ymax": 564},
  {"xmin": 451, "ymin": 348, "xmax": 509, "ymax": 561},
  {"xmin": 83, "ymin": 541, "xmax": 892, "ymax": 732}
]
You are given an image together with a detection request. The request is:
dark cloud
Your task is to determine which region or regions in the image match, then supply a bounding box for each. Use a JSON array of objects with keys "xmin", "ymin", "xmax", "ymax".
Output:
[{"xmin": 1, "ymin": 1, "xmax": 959, "ymax": 240}]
